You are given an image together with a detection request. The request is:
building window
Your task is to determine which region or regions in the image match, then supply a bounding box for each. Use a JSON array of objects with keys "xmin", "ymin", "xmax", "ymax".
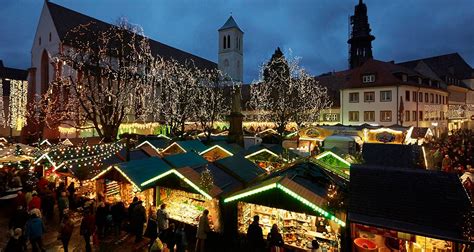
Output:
[
  {"xmin": 364, "ymin": 111, "xmax": 375, "ymax": 122},
  {"xmin": 441, "ymin": 111, "xmax": 444, "ymax": 120},
  {"xmin": 324, "ymin": 113, "xmax": 339, "ymax": 122},
  {"xmin": 39, "ymin": 37, "xmax": 41, "ymax": 46},
  {"xmin": 405, "ymin": 111, "xmax": 410, "ymax": 122},
  {"xmin": 413, "ymin": 91, "xmax": 417, "ymax": 102},
  {"xmin": 227, "ymin": 35, "xmax": 230, "ymax": 48},
  {"xmin": 413, "ymin": 111, "xmax": 417, "ymax": 121},
  {"xmin": 424, "ymin": 93, "xmax": 428, "ymax": 103},
  {"xmin": 223, "ymin": 36, "xmax": 226, "ymax": 49},
  {"xmin": 430, "ymin": 93, "xmax": 434, "ymax": 103},
  {"xmin": 419, "ymin": 92, "xmax": 422, "ymax": 102},
  {"xmin": 436, "ymin": 94, "xmax": 439, "ymax": 104},
  {"xmin": 402, "ymin": 75, "xmax": 407, "ymax": 82},
  {"xmin": 380, "ymin": 90, "xmax": 392, "ymax": 102},
  {"xmin": 380, "ymin": 111, "xmax": 392, "ymax": 122},
  {"xmin": 419, "ymin": 111, "xmax": 423, "ymax": 121},
  {"xmin": 362, "ymin": 74, "xmax": 376, "ymax": 83},
  {"xmin": 405, "ymin": 90, "xmax": 410, "ymax": 101},
  {"xmin": 349, "ymin": 111, "xmax": 359, "ymax": 122},
  {"xmin": 364, "ymin": 92, "xmax": 375, "ymax": 102},
  {"xmin": 349, "ymin": 92, "xmax": 359, "ymax": 103},
  {"xmin": 49, "ymin": 32, "xmax": 52, "ymax": 42}
]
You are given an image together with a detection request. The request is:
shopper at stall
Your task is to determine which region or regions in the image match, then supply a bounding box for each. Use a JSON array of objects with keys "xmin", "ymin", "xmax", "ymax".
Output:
[
  {"xmin": 58, "ymin": 191, "xmax": 69, "ymax": 222},
  {"xmin": 56, "ymin": 182, "xmax": 65, "ymax": 201},
  {"xmin": 157, "ymin": 203, "xmax": 169, "ymax": 240},
  {"xmin": 95, "ymin": 200, "xmax": 108, "ymax": 239},
  {"xmin": 4, "ymin": 228, "xmax": 24, "ymax": 252},
  {"xmin": 41, "ymin": 185, "xmax": 55, "ymax": 221},
  {"xmin": 196, "ymin": 209, "xmax": 211, "ymax": 252},
  {"xmin": 80, "ymin": 208, "xmax": 96, "ymax": 252},
  {"xmin": 267, "ymin": 224, "xmax": 284, "ymax": 250},
  {"xmin": 59, "ymin": 213, "xmax": 74, "ymax": 252},
  {"xmin": 67, "ymin": 182, "xmax": 76, "ymax": 209},
  {"xmin": 175, "ymin": 222, "xmax": 187, "ymax": 252},
  {"xmin": 132, "ymin": 200, "xmax": 147, "ymax": 243},
  {"xmin": 127, "ymin": 196, "xmax": 139, "ymax": 232},
  {"xmin": 28, "ymin": 191, "xmax": 41, "ymax": 211},
  {"xmin": 166, "ymin": 223, "xmax": 177, "ymax": 251},
  {"xmin": 247, "ymin": 215, "xmax": 265, "ymax": 252},
  {"xmin": 25, "ymin": 209, "xmax": 46, "ymax": 252},
  {"xmin": 111, "ymin": 197, "xmax": 126, "ymax": 237},
  {"xmin": 144, "ymin": 212, "xmax": 159, "ymax": 249}
]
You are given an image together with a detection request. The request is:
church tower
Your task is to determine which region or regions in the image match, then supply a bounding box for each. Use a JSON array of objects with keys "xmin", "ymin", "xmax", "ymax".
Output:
[
  {"xmin": 218, "ymin": 16, "xmax": 243, "ymax": 83},
  {"xmin": 348, "ymin": 0, "xmax": 375, "ymax": 69}
]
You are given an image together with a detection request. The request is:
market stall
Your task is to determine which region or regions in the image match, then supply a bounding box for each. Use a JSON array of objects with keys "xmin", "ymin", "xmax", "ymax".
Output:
[
  {"xmin": 224, "ymin": 162, "xmax": 348, "ymax": 251},
  {"xmin": 349, "ymin": 167, "xmax": 472, "ymax": 252},
  {"xmin": 311, "ymin": 151, "xmax": 351, "ymax": 180},
  {"xmin": 160, "ymin": 140, "xmax": 207, "ymax": 156},
  {"xmin": 91, "ymin": 157, "xmax": 170, "ymax": 209}
]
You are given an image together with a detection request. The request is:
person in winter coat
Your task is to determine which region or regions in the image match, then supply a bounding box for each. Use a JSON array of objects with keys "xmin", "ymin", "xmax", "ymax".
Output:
[
  {"xmin": 144, "ymin": 212, "xmax": 159, "ymax": 249},
  {"xmin": 157, "ymin": 203, "xmax": 169, "ymax": 241},
  {"xmin": 58, "ymin": 191, "xmax": 69, "ymax": 222},
  {"xmin": 80, "ymin": 208, "xmax": 96, "ymax": 252},
  {"xmin": 165, "ymin": 223, "xmax": 176, "ymax": 251},
  {"xmin": 59, "ymin": 214, "xmax": 74, "ymax": 252},
  {"xmin": 127, "ymin": 197, "xmax": 139, "ymax": 232},
  {"xmin": 195, "ymin": 209, "xmax": 211, "ymax": 252},
  {"xmin": 95, "ymin": 201, "xmax": 108, "ymax": 238},
  {"xmin": 14, "ymin": 191, "xmax": 26, "ymax": 209},
  {"xmin": 25, "ymin": 211, "xmax": 46, "ymax": 252},
  {"xmin": 247, "ymin": 215, "xmax": 264, "ymax": 252},
  {"xmin": 267, "ymin": 224, "xmax": 284, "ymax": 249},
  {"xmin": 28, "ymin": 191, "xmax": 41, "ymax": 211},
  {"xmin": 67, "ymin": 182, "xmax": 76, "ymax": 209},
  {"xmin": 111, "ymin": 198, "xmax": 126, "ymax": 237},
  {"xmin": 132, "ymin": 200, "xmax": 146, "ymax": 243},
  {"xmin": 174, "ymin": 223, "xmax": 187, "ymax": 252},
  {"xmin": 5, "ymin": 228, "xmax": 24, "ymax": 252},
  {"xmin": 41, "ymin": 186, "xmax": 55, "ymax": 221}
]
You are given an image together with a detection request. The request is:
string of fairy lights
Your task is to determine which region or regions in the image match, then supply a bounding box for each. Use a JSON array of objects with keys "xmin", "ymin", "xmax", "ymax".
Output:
[
  {"xmin": 59, "ymin": 143, "xmax": 124, "ymax": 170},
  {"xmin": 0, "ymin": 79, "xmax": 5, "ymax": 127},
  {"xmin": 8, "ymin": 80, "xmax": 28, "ymax": 131},
  {"xmin": 48, "ymin": 142, "xmax": 125, "ymax": 161}
]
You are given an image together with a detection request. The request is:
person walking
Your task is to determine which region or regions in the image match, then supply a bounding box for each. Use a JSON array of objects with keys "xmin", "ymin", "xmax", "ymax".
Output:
[
  {"xmin": 25, "ymin": 209, "xmax": 46, "ymax": 252},
  {"xmin": 131, "ymin": 200, "xmax": 146, "ymax": 243},
  {"xmin": 95, "ymin": 201, "xmax": 108, "ymax": 239},
  {"xmin": 195, "ymin": 209, "xmax": 211, "ymax": 252},
  {"xmin": 28, "ymin": 191, "xmax": 41, "ymax": 211},
  {"xmin": 58, "ymin": 191, "xmax": 69, "ymax": 222},
  {"xmin": 111, "ymin": 197, "xmax": 126, "ymax": 237},
  {"xmin": 157, "ymin": 203, "xmax": 170, "ymax": 241},
  {"xmin": 80, "ymin": 208, "xmax": 96, "ymax": 252},
  {"xmin": 247, "ymin": 215, "xmax": 264, "ymax": 252},
  {"xmin": 67, "ymin": 182, "xmax": 76, "ymax": 209},
  {"xmin": 165, "ymin": 223, "xmax": 177, "ymax": 252},
  {"xmin": 59, "ymin": 214, "xmax": 74, "ymax": 252},
  {"xmin": 144, "ymin": 212, "xmax": 159, "ymax": 249},
  {"xmin": 174, "ymin": 223, "xmax": 187, "ymax": 252},
  {"xmin": 5, "ymin": 228, "xmax": 24, "ymax": 252},
  {"xmin": 267, "ymin": 224, "xmax": 284, "ymax": 251},
  {"xmin": 127, "ymin": 197, "xmax": 139, "ymax": 233},
  {"xmin": 41, "ymin": 186, "xmax": 55, "ymax": 221}
]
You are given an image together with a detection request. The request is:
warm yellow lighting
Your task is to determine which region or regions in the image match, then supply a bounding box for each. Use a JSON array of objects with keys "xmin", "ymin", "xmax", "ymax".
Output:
[{"xmin": 199, "ymin": 145, "xmax": 234, "ymax": 157}]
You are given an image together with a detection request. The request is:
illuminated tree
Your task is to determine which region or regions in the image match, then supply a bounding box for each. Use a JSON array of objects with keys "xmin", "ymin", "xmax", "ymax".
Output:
[
  {"xmin": 249, "ymin": 48, "xmax": 332, "ymax": 135},
  {"xmin": 39, "ymin": 18, "xmax": 158, "ymax": 142}
]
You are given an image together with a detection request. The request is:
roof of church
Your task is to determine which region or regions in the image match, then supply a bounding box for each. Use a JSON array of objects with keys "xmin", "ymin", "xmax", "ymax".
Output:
[
  {"xmin": 46, "ymin": 2, "xmax": 217, "ymax": 71},
  {"xmin": 218, "ymin": 16, "xmax": 243, "ymax": 33}
]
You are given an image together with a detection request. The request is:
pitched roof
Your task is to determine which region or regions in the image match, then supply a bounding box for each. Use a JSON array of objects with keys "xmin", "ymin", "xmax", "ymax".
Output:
[
  {"xmin": 194, "ymin": 163, "xmax": 242, "ymax": 195},
  {"xmin": 95, "ymin": 157, "xmax": 172, "ymax": 190},
  {"xmin": 218, "ymin": 16, "xmax": 243, "ymax": 33},
  {"xmin": 361, "ymin": 143, "xmax": 424, "ymax": 169},
  {"xmin": 215, "ymin": 155, "xmax": 265, "ymax": 183},
  {"xmin": 164, "ymin": 151, "xmax": 208, "ymax": 169},
  {"xmin": 349, "ymin": 167, "xmax": 472, "ymax": 243},
  {"xmin": 175, "ymin": 140, "xmax": 208, "ymax": 153},
  {"xmin": 46, "ymin": 2, "xmax": 217, "ymax": 71},
  {"xmin": 117, "ymin": 148, "xmax": 151, "ymax": 161},
  {"xmin": 398, "ymin": 53, "xmax": 474, "ymax": 81},
  {"xmin": 0, "ymin": 62, "xmax": 28, "ymax": 81}
]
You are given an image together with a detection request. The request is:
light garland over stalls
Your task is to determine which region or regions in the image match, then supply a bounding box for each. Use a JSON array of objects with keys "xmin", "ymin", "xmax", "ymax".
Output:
[{"xmin": 8, "ymin": 80, "xmax": 28, "ymax": 130}]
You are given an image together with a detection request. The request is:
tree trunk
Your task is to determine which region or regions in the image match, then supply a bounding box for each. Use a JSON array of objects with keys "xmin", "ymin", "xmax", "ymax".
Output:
[{"xmin": 101, "ymin": 124, "xmax": 119, "ymax": 143}]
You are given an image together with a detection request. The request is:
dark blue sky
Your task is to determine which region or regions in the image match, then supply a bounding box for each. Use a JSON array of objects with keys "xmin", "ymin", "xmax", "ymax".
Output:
[{"xmin": 1, "ymin": 0, "xmax": 473, "ymax": 83}]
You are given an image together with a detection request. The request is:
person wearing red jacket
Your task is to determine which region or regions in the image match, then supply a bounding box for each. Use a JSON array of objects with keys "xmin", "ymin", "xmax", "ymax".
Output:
[{"xmin": 28, "ymin": 191, "xmax": 41, "ymax": 211}]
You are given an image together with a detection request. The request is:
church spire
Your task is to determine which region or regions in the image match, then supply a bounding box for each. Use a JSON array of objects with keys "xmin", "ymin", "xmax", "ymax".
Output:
[{"xmin": 348, "ymin": 0, "xmax": 375, "ymax": 69}]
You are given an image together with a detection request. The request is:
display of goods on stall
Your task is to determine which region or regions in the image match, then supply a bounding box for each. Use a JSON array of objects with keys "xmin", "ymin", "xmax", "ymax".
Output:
[
  {"xmin": 159, "ymin": 188, "xmax": 219, "ymax": 230},
  {"xmin": 238, "ymin": 202, "xmax": 338, "ymax": 251}
]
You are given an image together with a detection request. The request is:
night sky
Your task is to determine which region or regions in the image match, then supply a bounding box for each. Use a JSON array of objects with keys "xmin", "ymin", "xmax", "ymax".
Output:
[{"xmin": 1, "ymin": 0, "xmax": 473, "ymax": 83}]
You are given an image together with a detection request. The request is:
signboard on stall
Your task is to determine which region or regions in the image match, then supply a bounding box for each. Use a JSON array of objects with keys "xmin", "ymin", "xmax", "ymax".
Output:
[{"xmin": 354, "ymin": 224, "xmax": 416, "ymax": 242}]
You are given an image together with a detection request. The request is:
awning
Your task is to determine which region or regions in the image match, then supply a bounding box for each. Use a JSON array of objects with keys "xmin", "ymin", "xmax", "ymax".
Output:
[{"xmin": 224, "ymin": 176, "xmax": 346, "ymax": 227}]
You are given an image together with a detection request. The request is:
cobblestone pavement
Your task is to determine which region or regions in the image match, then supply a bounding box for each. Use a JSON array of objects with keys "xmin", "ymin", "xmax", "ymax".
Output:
[{"xmin": 0, "ymin": 205, "xmax": 150, "ymax": 252}]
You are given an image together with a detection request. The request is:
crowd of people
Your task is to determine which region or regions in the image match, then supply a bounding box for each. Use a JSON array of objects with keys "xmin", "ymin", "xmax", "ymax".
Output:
[{"xmin": 425, "ymin": 129, "xmax": 474, "ymax": 197}]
